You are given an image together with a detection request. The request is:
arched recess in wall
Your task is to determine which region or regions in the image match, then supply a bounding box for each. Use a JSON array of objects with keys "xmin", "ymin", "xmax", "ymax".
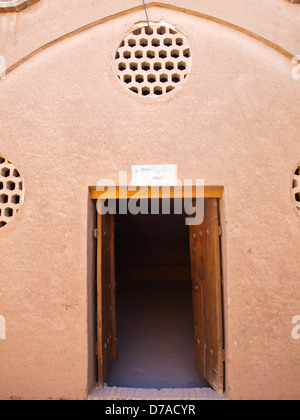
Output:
[{"xmin": 5, "ymin": 2, "xmax": 295, "ymax": 77}]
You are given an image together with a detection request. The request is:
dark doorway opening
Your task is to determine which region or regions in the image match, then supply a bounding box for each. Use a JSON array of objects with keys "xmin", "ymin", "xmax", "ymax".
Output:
[{"xmin": 106, "ymin": 209, "xmax": 209, "ymax": 389}]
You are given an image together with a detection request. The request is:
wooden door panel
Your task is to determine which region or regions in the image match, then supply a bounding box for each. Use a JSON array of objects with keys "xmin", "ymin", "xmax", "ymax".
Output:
[
  {"xmin": 97, "ymin": 211, "xmax": 117, "ymax": 388},
  {"xmin": 110, "ymin": 214, "xmax": 118, "ymax": 362},
  {"xmin": 190, "ymin": 198, "xmax": 224, "ymax": 395}
]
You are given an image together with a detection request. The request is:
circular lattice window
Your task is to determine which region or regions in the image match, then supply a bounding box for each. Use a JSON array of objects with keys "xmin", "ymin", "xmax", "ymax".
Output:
[
  {"xmin": 115, "ymin": 21, "xmax": 192, "ymax": 98},
  {"xmin": 292, "ymin": 163, "xmax": 300, "ymax": 216},
  {"xmin": 0, "ymin": 155, "xmax": 24, "ymax": 229}
]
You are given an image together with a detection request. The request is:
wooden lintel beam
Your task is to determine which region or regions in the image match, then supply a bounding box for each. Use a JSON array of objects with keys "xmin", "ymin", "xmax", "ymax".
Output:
[{"xmin": 89, "ymin": 186, "xmax": 224, "ymax": 200}]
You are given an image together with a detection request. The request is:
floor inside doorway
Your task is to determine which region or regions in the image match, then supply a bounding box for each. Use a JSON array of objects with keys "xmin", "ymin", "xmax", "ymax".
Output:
[{"xmin": 106, "ymin": 280, "xmax": 210, "ymax": 390}]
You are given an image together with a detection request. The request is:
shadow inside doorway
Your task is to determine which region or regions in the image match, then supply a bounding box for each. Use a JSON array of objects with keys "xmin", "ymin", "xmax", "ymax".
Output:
[{"xmin": 106, "ymin": 280, "xmax": 210, "ymax": 389}]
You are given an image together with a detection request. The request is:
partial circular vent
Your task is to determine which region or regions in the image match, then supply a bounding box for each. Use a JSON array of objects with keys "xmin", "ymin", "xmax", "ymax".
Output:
[
  {"xmin": 292, "ymin": 163, "xmax": 300, "ymax": 216},
  {"xmin": 115, "ymin": 21, "xmax": 192, "ymax": 98},
  {"xmin": 0, "ymin": 155, "xmax": 24, "ymax": 229}
]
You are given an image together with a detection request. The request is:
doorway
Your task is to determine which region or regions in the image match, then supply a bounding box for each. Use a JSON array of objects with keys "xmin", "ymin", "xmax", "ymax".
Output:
[
  {"xmin": 93, "ymin": 188, "xmax": 225, "ymax": 395},
  {"xmin": 107, "ymin": 209, "xmax": 210, "ymax": 389}
]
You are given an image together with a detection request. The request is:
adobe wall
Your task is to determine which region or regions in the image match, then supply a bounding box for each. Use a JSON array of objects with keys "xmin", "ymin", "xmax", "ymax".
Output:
[{"xmin": 0, "ymin": 1, "xmax": 299, "ymax": 400}]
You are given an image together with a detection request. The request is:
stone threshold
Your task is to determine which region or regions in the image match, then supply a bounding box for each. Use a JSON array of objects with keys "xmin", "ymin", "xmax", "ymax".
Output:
[{"xmin": 88, "ymin": 385, "xmax": 227, "ymax": 400}]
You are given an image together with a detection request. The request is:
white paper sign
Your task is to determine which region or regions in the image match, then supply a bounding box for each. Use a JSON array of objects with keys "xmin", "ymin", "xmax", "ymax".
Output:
[{"xmin": 132, "ymin": 165, "xmax": 178, "ymax": 186}]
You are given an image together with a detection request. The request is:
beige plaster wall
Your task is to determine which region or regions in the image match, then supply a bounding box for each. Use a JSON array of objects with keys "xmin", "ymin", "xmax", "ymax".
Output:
[
  {"xmin": 0, "ymin": 0, "xmax": 300, "ymax": 72},
  {"xmin": 0, "ymin": 3, "xmax": 299, "ymax": 400}
]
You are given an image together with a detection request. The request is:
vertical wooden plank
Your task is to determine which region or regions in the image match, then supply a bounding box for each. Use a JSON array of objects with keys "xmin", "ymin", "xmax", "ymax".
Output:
[
  {"xmin": 189, "ymin": 198, "xmax": 224, "ymax": 395},
  {"xmin": 103, "ymin": 212, "xmax": 113, "ymax": 384},
  {"xmin": 96, "ymin": 209, "xmax": 115, "ymax": 388},
  {"xmin": 96, "ymin": 210, "xmax": 104, "ymax": 387},
  {"xmin": 110, "ymin": 214, "xmax": 118, "ymax": 362},
  {"xmin": 189, "ymin": 226, "xmax": 205, "ymax": 375}
]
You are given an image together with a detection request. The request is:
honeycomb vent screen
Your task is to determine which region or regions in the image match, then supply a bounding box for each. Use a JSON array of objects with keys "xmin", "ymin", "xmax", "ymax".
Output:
[
  {"xmin": 115, "ymin": 21, "xmax": 192, "ymax": 98},
  {"xmin": 292, "ymin": 163, "xmax": 300, "ymax": 216},
  {"xmin": 0, "ymin": 155, "xmax": 24, "ymax": 229}
]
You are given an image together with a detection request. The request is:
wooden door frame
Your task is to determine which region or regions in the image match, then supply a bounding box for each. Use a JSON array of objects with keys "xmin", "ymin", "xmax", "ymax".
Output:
[
  {"xmin": 90, "ymin": 185, "xmax": 226, "ymax": 391},
  {"xmin": 90, "ymin": 185, "xmax": 224, "ymax": 200}
]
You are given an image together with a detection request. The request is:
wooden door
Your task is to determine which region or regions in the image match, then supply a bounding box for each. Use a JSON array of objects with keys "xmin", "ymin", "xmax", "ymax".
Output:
[
  {"xmin": 96, "ymin": 211, "xmax": 118, "ymax": 388},
  {"xmin": 189, "ymin": 198, "xmax": 224, "ymax": 395}
]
